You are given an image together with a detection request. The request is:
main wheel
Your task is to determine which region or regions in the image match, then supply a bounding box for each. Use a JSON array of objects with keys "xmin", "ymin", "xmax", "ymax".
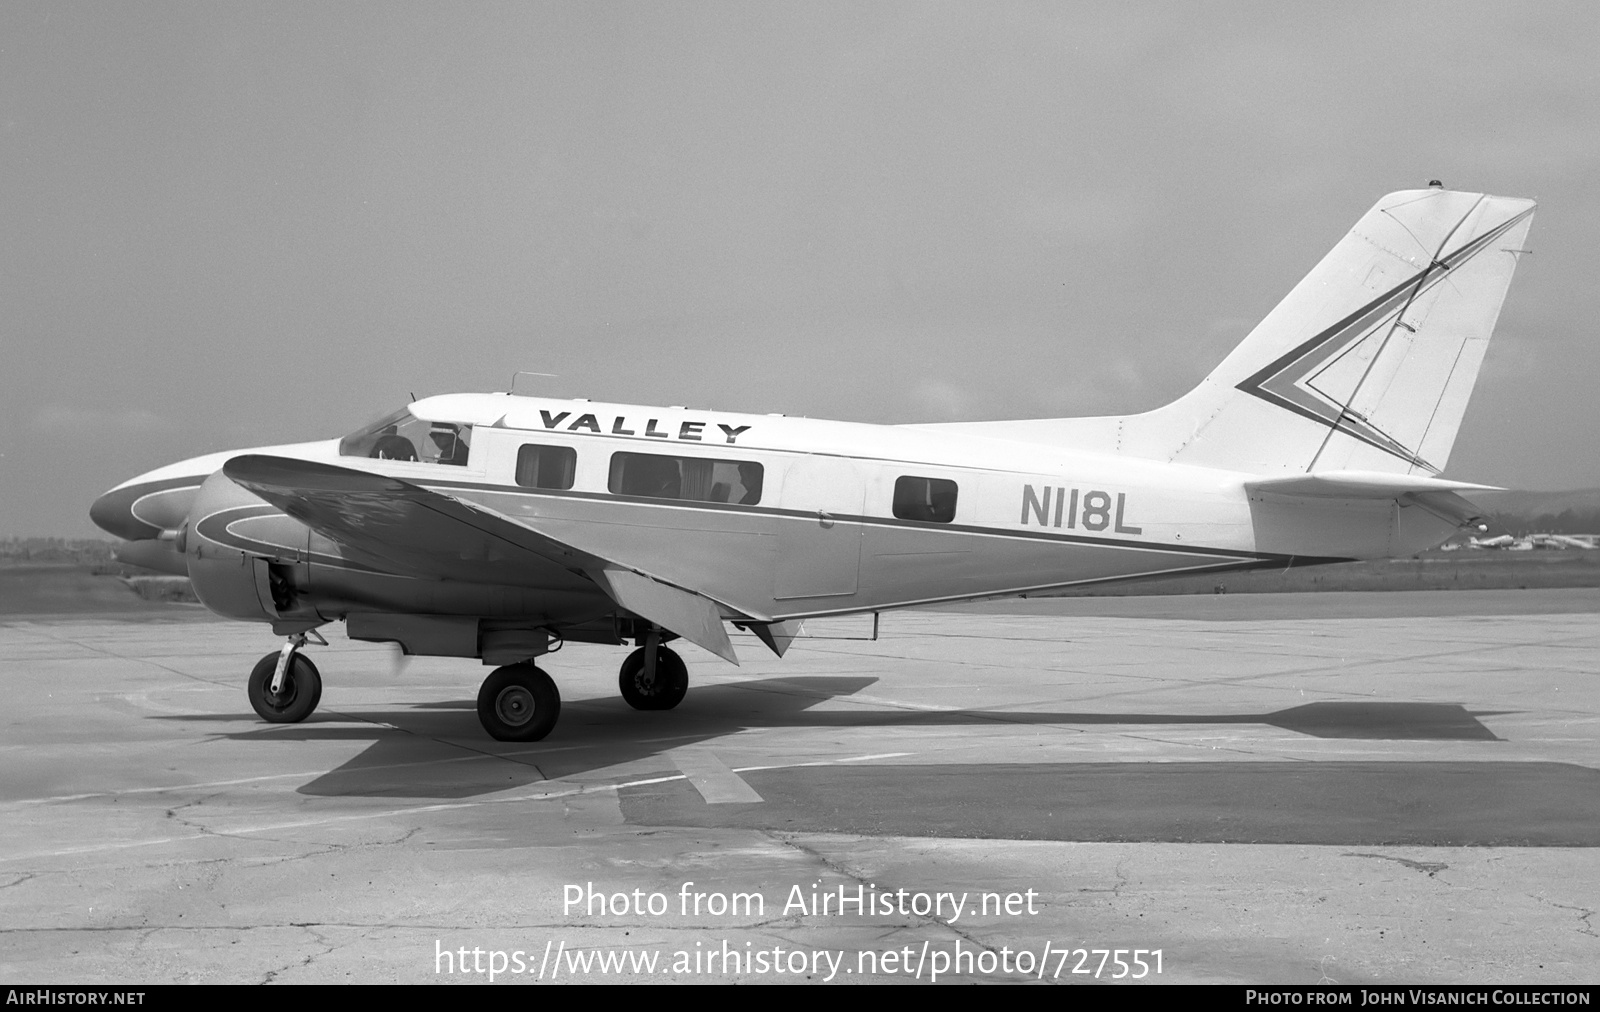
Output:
[
  {"xmin": 247, "ymin": 652, "xmax": 323, "ymax": 724},
  {"xmin": 477, "ymin": 664, "xmax": 561, "ymax": 742},
  {"xmin": 618, "ymin": 646, "xmax": 688, "ymax": 711}
]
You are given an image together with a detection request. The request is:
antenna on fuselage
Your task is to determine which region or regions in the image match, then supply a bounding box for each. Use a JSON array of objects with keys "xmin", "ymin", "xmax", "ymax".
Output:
[{"xmin": 509, "ymin": 371, "xmax": 558, "ymax": 395}]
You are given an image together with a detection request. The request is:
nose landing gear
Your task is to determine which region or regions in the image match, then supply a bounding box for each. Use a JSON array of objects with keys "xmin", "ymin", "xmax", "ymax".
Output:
[{"xmin": 247, "ymin": 631, "xmax": 326, "ymax": 723}]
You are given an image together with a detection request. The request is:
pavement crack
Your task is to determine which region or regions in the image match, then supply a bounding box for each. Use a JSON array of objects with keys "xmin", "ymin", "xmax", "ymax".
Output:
[
  {"xmin": 762, "ymin": 832, "xmax": 1033, "ymax": 978},
  {"xmin": 1342, "ymin": 852, "xmax": 1448, "ymax": 877},
  {"xmin": 1538, "ymin": 899, "xmax": 1598, "ymax": 939},
  {"xmin": 285, "ymin": 923, "xmax": 340, "ymax": 981},
  {"xmin": 1075, "ymin": 856, "xmax": 1130, "ymax": 896},
  {"xmin": 163, "ymin": 793, "xmax": 272, "ymax": 846}
]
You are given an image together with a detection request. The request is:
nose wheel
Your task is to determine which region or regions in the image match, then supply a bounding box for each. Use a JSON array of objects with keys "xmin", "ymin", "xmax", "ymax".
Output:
[
  {"xmin": 247, "ymin": 630, "xmax": 327, "ymax": 724},
  {"xmin": 477, "ymin": 663, "xmax": 561, "ymax": 741},
  {"xmin": 247, "ymin": 651, "xmax": 322, "ymax": 723},
  {"xmin": 619, "ymin": 644, "xmax": 688, "ymax": 711}
]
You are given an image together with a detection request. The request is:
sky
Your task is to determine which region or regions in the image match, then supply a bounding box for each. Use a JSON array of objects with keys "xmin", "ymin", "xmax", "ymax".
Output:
[{"xmin": 4, "ymin": 2, "xmax": 1598, "ymax": 537}]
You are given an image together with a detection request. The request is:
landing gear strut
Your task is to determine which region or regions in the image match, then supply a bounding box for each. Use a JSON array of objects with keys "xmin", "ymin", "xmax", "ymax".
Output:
[
  {"xmin": 618, "ymin": 636, "xmax": 688, "ymax": 711},
  {"xmin": 247, "ymin": 632, "xmax": 324, "ymax": 724},
  {"xmin": 477, "ymin": 663, "xmax": 561, "ymax": 742}
]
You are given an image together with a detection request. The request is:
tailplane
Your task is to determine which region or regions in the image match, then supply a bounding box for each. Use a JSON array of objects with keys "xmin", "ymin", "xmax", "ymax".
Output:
[{"xmin": 917, "ymin": 188, "xmax": 1536, "ymax": 475}]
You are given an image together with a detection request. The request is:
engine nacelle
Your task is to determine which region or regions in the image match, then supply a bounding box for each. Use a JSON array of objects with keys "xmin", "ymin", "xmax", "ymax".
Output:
[{"xmin": 185, "ymin": 470, "xmax": 322, "ymax": 633}]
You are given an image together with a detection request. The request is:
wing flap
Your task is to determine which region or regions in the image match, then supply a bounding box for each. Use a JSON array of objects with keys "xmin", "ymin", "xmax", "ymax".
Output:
[
  {"xmin": 598, "ymin": 567, "xmax": 738, "ymax": 664},
  {"xmin": 745, "ymin": 619, "xmax": 804, "ymax": 658}
]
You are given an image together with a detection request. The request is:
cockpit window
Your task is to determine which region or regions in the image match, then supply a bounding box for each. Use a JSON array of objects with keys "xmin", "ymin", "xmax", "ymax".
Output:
[{"xmin": 339, "ymin": 409, "xmax": 473, "ymax": 466}]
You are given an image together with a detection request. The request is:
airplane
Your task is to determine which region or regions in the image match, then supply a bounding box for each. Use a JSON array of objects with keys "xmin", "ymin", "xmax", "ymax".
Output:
[
  {"xmin": 90, "ymin": 185, "xmax": 1537, "ymax": 744},
  {"xmin": 1529, "ymin": 533, "xmax": 1598, "ymax": 550}
]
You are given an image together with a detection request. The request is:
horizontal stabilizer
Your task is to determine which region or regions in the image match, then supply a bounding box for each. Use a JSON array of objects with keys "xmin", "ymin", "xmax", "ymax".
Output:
[
  {"xmin": 1403, "ymin": 491, "xmax": 1491, "ymax": 527},
  {"xmin": 1246, "ymin": 471, "xmax": 1502, "ymax": 499},
  {"xmin": 599, "ymin": 567, "xmax": 738, "ymax": 664},
  {"xmin": 1247, "ymin": 469, "xmax": 1494, "ymax": 529}
]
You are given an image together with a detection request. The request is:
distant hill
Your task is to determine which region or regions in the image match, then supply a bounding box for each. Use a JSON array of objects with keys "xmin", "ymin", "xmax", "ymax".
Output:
[
  {"xmin": 1464, "ymin": 488, "xmax": 1600, "ymax": 515},
  {"xmin": 0, "ymin": 537, "xmax": 118, "ymax": 567},
  {"xmin": 1462, "ymin": 488, "xmax": 1600, "ymax": 536}
]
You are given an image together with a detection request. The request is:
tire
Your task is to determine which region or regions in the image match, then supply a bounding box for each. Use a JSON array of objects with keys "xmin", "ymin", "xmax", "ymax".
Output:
[
  {"xmin": 477, "ymin": 664, "xmax": 561, "ymax": 742},
  {"xmin": 247, "ymin": 652, "xmax": 323, "ymax": 724},
  {"xmin": 618, "ymin": 646, "xmax": 688, "ymax": 711}
]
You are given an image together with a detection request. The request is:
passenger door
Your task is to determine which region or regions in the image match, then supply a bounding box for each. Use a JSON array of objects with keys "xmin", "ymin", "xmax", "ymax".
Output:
[{"xmin": 773, "ymin": 455, "xmax": 865, "ymax": 600}]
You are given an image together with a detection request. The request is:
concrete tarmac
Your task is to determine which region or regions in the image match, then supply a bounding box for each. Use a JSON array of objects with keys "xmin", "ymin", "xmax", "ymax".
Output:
[{"xmin": 2, "ymin": 590, "xmax": 1598, "ymax": 984}]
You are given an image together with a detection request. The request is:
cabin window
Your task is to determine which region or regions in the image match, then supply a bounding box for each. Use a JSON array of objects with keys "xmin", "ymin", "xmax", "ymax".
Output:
[
  {"xmin": 608, "ymin": 452, "xmax": 763, "ymax": 505},
  {"xmin": 339, "ymin": 409, "xmax": 473, "ymax": 466},
  {"xmin": 893, "ymin": 475, "xmax": 958, "ymax": 523},
  {"xmin": 515, "ymin": 444, "xmax": 577, "ymax": 490}
]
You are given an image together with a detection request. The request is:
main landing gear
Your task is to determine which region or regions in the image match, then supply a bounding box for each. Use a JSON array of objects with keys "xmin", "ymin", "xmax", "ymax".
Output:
[
  {"xmin": 247, "ymin": 631, "xmax": 325, "ymax": 724},
  {"xmin": 476, "ymin": 663, "xmax": 561, "ymax": 742},
  {"xmin": 618, "ymin": 638, "xmax": 688, "ymax": 711},
  {"xmin": 473, "ymin": 638, "xmax": 688, "ymax": 741}
]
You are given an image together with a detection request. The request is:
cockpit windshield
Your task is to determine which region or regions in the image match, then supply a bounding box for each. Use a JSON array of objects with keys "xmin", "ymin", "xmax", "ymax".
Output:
[{"xmin": 339, "ymin": 408, "xmax": 473, "ymax": 466}]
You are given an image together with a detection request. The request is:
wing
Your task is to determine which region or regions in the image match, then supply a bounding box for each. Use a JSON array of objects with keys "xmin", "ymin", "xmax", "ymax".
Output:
[{"xmin": 222, "ymin": 455, "xmax": 754, "ymax": 662}]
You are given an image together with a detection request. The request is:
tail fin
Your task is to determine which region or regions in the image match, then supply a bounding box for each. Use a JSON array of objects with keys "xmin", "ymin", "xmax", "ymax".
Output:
[{"xmin": 921, "ymin": 188, "xmax": 1536, "ymax": 476}]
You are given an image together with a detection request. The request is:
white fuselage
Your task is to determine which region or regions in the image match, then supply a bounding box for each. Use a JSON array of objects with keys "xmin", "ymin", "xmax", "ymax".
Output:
[{"xmin": 101, "ymin": 391, "xmax": 1451, "ymax": 624}]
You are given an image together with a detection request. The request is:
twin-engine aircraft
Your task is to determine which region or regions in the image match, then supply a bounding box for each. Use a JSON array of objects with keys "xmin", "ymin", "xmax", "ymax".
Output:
[{"xmin": 91, "ymin": 186, "xmax": 1536, "ymax": 743}]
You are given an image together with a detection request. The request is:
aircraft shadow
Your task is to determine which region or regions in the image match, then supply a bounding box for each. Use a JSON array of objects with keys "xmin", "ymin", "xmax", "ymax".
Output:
[
  {"xmin": 619, "ymin": 760, "xmax": 1600, "ymax": 847},
  {"xmin": 155, "ymin": 676, "xmax": 1509, "ymax": 800}
]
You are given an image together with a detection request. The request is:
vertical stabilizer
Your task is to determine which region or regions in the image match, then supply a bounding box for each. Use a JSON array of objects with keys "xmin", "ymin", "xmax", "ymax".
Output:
[
  {"xmin": 1159, "ymin": 188, "xmax": 1536, "ymax": 474},
  {"xmin": 913, "ymin": 188, "xmax": 1536, "ymax": 476}
]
